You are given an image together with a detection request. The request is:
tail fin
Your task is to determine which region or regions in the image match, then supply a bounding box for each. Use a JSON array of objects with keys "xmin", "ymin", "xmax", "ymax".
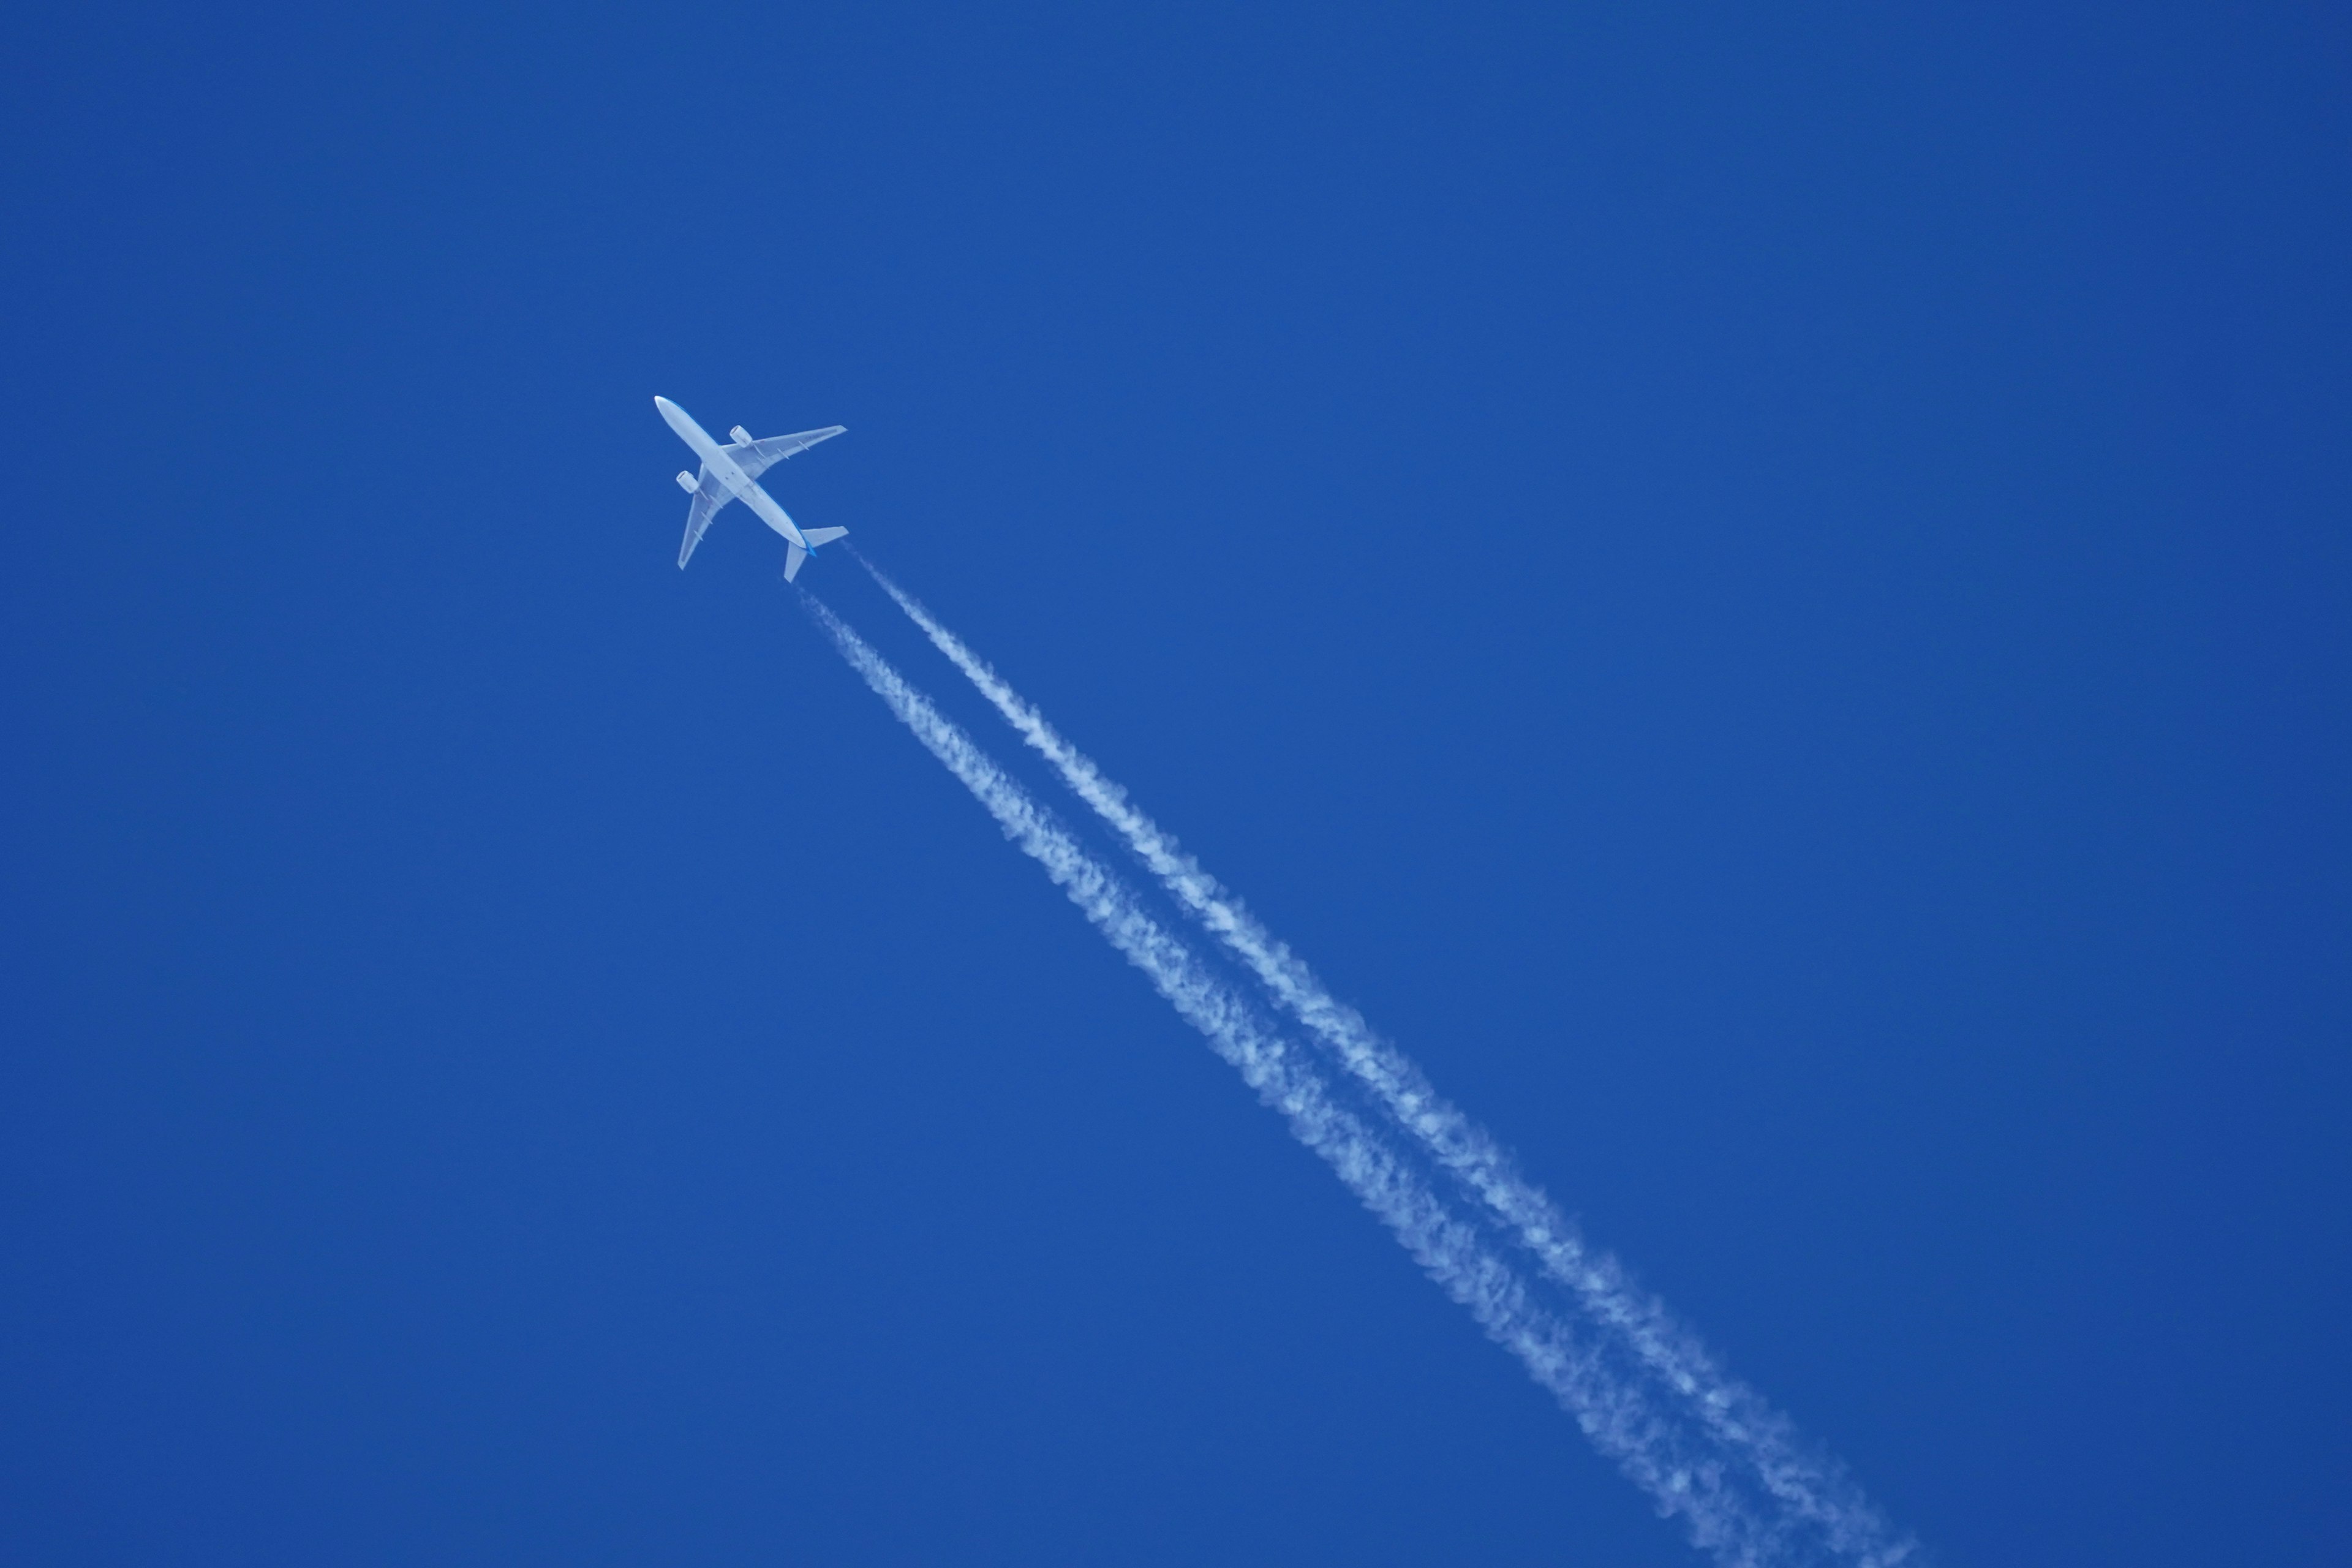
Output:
[{"xmin": 785, "ymin": 528, "xmax": 843, "ymax": 580}]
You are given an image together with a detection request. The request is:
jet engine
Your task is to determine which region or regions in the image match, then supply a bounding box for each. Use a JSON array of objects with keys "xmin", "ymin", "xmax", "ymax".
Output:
[
  {"xmin": 676, "ymin": 470, "xmax": 698, "ymax": 492},
  {"xmin": 729, "ymin": 425, "xmax": 755, "ymax": 445}
]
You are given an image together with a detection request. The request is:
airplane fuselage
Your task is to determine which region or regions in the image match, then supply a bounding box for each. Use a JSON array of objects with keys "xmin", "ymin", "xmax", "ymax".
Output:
[{"xmin": 655, "ymin": 396, "xmax": 810, "ymax": 549}]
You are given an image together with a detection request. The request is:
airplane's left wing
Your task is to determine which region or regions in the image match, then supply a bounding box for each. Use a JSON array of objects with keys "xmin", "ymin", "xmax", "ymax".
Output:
[
  {"xmin": 724, "ymin": 425, "xmax": 846, "ymax": 483},
  {"xmin": 677, "ymin": 468, "xmax": 735, "ymax": 568}
]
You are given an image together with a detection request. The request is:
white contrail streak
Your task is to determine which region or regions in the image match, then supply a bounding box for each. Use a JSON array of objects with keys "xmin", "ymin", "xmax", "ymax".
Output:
[
  {"xmin": 859, "ymin": 563, "xmax": 1913, "ymax": 1568},
  {"xmin": 802, "ymin": 594, "xmax": 1822, "ymax": 1566}
]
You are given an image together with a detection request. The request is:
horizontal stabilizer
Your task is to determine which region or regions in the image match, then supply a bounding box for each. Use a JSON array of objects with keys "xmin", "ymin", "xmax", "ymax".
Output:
[
  {"xmin": 783, "ymin": 542, "xmax": 808, "ymax": 582},
  {"xmin": 802, "ymin": 526, "xmax": 849, "ymax": 548}
]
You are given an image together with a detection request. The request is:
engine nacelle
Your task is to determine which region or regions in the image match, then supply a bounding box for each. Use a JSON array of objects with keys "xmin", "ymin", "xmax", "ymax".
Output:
[
  {"xmin": 676, "ymin": 470, "xmax": 698, "ymax": 492},
  {"xmin": 729, "ymin": 425, "xmax": 755, "ymax": 445}
]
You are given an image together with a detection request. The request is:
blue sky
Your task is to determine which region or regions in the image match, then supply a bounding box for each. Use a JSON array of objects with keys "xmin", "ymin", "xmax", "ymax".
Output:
[{"xmin": 4, "ymin": 4, "xmax": 2348, "ymax": 1564}]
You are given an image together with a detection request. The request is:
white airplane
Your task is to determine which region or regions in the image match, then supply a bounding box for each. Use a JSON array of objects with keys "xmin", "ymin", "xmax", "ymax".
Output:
[{"xmin": 655, "ymin": 395, "xmax": 848, "ymax": 579}]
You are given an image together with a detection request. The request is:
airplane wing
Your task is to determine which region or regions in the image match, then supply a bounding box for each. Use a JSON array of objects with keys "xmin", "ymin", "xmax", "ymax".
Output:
[
  {"xmin": 677, "ymin": 467, "xmax": 735, "ymax": 568},
  {"xmin": 722, "ymin": 426, "xmax": 846, "ymax": 483}
]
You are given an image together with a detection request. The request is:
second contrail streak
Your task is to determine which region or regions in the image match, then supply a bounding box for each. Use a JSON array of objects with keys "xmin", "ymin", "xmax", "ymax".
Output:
[
  {"xmin": 803, "ymin": 593, "xmax": 1822, "ymax": 1567},
  {"xmin": 858, "ymin": 561, "xmax": 1912, "ymax": 1568}
]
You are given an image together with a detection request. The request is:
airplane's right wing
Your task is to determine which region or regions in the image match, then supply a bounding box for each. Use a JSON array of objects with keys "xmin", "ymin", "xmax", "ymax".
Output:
[
  {"xmin": 677, "ymin": 469, "xmax": 735, "ymax": 568},
  {"xmin": 725, "ymin": 426, "xmax": 846, "ymax": 483}
]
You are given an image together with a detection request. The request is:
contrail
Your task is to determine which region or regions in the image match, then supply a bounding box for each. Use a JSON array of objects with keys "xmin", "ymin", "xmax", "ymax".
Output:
[
  {"xmin": 803, "ymin": 592, "xmax": 1887, "ymax": 1567},
  {"xmin": 857, "ymin": 562, "xmax": 1914, "ymax": 1567}
]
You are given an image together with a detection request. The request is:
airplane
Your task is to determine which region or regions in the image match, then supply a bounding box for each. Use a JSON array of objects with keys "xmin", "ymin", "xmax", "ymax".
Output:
[{"xmin": 655, "ymin": 395, "xmax": 848, "ymax": 580}]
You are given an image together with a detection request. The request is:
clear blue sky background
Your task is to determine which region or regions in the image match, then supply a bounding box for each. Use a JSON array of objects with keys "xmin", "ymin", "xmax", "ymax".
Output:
[{"xmin": 5, "ymin": 5, "xmax": 2348, "ymax": 1564}]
